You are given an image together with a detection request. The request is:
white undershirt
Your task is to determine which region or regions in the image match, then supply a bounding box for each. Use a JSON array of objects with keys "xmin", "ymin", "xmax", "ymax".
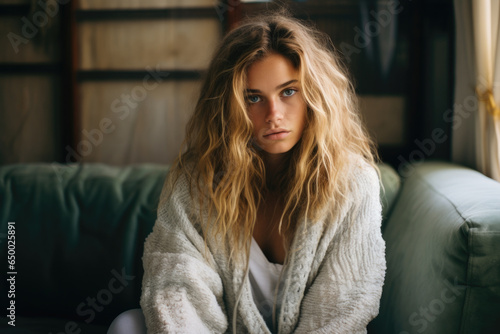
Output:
[{"xmin": 248, "ymin": 238, "xmax": 284, "ymax": 333}]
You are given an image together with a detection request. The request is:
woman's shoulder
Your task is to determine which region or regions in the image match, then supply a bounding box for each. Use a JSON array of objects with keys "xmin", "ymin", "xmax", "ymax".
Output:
[
  {"xmin": 348, "ymin": 153, "xmax": 379, "ymax": 178},
  {"xmin": 157, "ymin": 169, "xmax": 198, "ymax": 217},
  {"xmin": 345, "ymin": 154, "xmax": 380, "ymax": 199},
  {"xmin": 318, "ymin": 155, "xmax": 379, "ymax": 221}
]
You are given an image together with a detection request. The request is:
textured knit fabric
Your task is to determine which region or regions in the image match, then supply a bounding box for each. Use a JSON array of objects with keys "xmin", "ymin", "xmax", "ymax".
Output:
[
  {"xmin": 249, "ymin": 237, "xmax": 284, "ymax": 332},
  {"xmin": 140, "ymin": 158, "xmax": 386, "ymax": 334}
]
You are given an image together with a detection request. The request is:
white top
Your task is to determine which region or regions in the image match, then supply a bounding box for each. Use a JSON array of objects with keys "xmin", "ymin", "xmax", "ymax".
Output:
[{"xmin": 248, "ymin": 238, "xmax": 284, "ymax": 333}]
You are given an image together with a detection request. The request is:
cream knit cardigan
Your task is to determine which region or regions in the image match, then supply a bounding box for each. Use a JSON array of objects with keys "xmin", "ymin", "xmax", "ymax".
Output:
[{"xmin": 140, "ymin": 159, "xmax": 386, "ymax": 334}]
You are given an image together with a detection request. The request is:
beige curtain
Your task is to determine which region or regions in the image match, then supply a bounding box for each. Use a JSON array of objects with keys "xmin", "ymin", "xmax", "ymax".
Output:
[
  {"xmin": 454, "ymin": 0, "xmax": 500, "ymax": 181},
  {"xmin": 473, "ymin": 0, "xmax": 500, "ymax": 181}
]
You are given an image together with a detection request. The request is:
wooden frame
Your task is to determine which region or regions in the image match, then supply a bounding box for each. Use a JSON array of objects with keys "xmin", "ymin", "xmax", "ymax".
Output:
[{"xmin": 61, "ymin": 2, "xmax": 225, "ymax": 162}]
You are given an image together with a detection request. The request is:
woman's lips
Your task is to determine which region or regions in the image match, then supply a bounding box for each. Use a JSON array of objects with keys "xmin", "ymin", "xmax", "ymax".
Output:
[{"xmin": 263, "ymin": 129, "xmax": 290, "ymax": 140}]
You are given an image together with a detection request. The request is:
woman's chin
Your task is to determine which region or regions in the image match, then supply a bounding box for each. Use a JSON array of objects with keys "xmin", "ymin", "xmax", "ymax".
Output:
[{"xmin": 258, "ymin": 145, "xmax": 294, "ymax": 156}]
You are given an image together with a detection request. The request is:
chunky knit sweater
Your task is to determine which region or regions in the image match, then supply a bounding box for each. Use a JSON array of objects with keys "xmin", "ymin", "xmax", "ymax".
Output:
[{"xmin": 140, "ymin": 159, "xmax": 386, "ymax": 334}]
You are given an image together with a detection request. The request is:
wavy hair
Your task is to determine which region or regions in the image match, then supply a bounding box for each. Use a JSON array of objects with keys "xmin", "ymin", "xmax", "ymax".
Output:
[{"xmin": 164, "ymin": 12, "xmax": 377, "ymax": 258}]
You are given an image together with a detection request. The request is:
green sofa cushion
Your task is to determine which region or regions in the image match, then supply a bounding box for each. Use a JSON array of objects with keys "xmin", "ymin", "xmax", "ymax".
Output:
[
  {"xmin": 370, "ymin": 162, "xmax": 500, "ymax": 334},
  {"xmin": 0, "ymin": 163, "xmax": 168, "ymax": 326}
]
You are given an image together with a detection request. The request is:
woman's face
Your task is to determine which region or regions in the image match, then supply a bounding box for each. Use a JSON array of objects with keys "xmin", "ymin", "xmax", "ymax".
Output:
[{"xmin": 246, "ymin": 53, "xmax": 307, "ymax": 155}]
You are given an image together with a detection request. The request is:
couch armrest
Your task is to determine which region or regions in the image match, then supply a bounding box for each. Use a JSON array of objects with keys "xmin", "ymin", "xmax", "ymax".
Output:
[{"xmin": 370, "ymin": 162, "xmax": 500, "ymax": 334}]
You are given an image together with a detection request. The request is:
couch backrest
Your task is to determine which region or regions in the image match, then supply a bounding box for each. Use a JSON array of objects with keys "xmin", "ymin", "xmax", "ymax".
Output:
[
  {"xmin": 0, "ymin": 163, "xmax": 168, "ymax": 325},
  {"xmin": 0, "ymin": 162, "xmax": 399, "ymax": 326}
]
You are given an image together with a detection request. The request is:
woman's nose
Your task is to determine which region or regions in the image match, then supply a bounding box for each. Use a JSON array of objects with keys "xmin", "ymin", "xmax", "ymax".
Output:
[{"xmin": 265, "ymin": 98, "xmax": 283, "ymax": 123}]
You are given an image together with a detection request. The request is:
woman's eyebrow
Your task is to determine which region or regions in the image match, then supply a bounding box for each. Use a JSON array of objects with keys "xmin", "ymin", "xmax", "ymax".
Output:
[
  {"xmin": 276, "ymin": 79, "xmax": 298, "ymax": 90},
  {"xmin": 246, "ymin": 79, "xmax": 299, "ymax": 93}
]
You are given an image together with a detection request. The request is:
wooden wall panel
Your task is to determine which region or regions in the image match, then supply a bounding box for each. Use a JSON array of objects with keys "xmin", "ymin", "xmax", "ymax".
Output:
[
  {"xmin": 0, "ymin": 75, "xmax": 60, "ymax": 164},
  {"xmin": 358, "ymin": 95, "xmax": 405, "ymax": 146},
  {"xmin": 78, "ymin": 19, "xmax": 220, "ymax": 70},
  {"xmin": 79, "ymin": 0, "xmax": 217, "ymax": 9},
  {"xmin": 78, "ymin": 80, "xmax": 201, "ymax": 165},
  {"xmin": 0, "ymin": 16, "xmax": 60, "ymax": 63}
]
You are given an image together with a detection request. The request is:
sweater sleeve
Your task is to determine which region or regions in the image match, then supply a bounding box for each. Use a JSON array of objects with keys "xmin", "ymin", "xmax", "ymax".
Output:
[
  {"xmin": 140, "ymin": 179, "xmax": 229, "ymax": 334},
  {"xmin": 293, "ymin": 164, "xmax": 386, "ymax": 334}
]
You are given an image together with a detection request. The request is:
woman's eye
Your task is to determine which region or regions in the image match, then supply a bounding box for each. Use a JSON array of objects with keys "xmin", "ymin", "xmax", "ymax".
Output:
[
  {"xmin": 247, "ymin": 95, "xmax": 261, "ymax": 104},
  {"xmin": 282, "ymin": 89, "xmax": 297, "ymax": 97}
]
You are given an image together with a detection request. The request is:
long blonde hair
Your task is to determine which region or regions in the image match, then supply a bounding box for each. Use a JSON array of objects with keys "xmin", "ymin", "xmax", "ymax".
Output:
[{"xmin": 165, "ymin": 12, "xmax": 377, "ymax": 258}]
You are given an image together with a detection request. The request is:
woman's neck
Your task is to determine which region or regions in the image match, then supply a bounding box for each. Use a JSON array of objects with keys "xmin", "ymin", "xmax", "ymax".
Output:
[{"xmin": 262, "ymin": 152, "xmax": 289, "ymax": 190}]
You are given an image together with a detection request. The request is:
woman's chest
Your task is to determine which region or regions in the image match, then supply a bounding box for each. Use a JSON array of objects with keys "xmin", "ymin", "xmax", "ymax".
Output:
[{"xmin": 253, "ymin": 196, "xmax": 287, "ymax": 264}]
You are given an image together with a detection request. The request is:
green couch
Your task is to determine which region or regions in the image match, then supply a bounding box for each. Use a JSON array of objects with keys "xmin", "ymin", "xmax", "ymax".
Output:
[{"xmin": 0, "ymin": 161, "xmax": 499, "ymax": 333}]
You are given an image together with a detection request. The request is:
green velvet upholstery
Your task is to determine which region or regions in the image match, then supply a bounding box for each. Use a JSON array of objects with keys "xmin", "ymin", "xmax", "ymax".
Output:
[
  {"xmin": 0, "ymin": 163, "xmax": 168, "ymax": 333},
  {"xmin": 369, "ymin": 162, "xmax": 500, "ymax": 334},
  {"xmin": 378, "ymin": 162, "xmax": 401, "ymax": 220},
  {"xmin": 0, "ymin": 161, "xmax": 498, "ymax": 333}
]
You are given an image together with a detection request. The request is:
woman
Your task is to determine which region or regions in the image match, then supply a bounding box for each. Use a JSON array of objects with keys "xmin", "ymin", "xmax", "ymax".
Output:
[{"xmin": 109, "ymin": 12, "xmax": 385, "ymax": 334}]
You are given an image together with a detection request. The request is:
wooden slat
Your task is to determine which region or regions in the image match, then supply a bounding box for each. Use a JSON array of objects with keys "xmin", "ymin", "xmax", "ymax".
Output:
[
  {"xmin": 0, "ymin": 4, "xmax": 30, "ymax": 16},
  {"xmin": 237, "ymin": 2, "xmax": 359, "ymax": 21},
  {"xmin": 0, "ymin": 63, "xmax": 60, "ymax": 74},
  {"xmin": 225, "ymin": 0, "xmax": 242, "ymax": 32},
  {"xmin": 76, "ymin": 7, "xmax": 219, "ymax": 21},
  {"xmin": 60, "ymin": 0, "xmax": 79, "ymax": 162},
  {"xmin": 76, "ymin": 69, "xmax": 203, "ymax": 81}
]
